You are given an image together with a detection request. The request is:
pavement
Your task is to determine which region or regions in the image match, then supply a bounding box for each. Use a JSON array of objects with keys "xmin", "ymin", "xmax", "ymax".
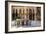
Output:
[{"xmin": 11, "ymin": 20, "xmax": 41, "ymax": 28}]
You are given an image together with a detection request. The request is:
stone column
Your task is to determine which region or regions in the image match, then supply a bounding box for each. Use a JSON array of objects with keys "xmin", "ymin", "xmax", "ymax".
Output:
[{"xmin": 34, "ymin": 7, "xmax": 37, "ymax": 21}]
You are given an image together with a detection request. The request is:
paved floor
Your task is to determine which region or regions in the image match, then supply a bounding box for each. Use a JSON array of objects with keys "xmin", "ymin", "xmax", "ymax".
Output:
[{"xmin": 11, "ymin": 20, "xmax": 41, "ymax": 27}]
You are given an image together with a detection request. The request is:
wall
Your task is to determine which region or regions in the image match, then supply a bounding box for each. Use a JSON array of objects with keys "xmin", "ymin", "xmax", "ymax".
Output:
[{"xmin": 0, "ymin": 0, "xmax": 46, "ymax": 34}]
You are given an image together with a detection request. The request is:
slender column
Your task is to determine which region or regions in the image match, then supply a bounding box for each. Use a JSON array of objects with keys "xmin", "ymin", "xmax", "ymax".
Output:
[
  {"xmin": 18, "ymin": 8, "xmax": 19, "ymax": 15},
  {"xmin": 28, "ymin": 8, "xmax": 29, "ymax": 20},
  {"xmin": 24, "ymin": 7, "xmax": 26, "ymax": 25},
  {"xmin": 20, "ymin": 8, "xmax": 23, "ymax": 26},
  {"xmin": 18, "ymin": 9, "xmax": 20, "ymax": 26},
  {"xmin": 34, "ymin": 7, "xmax": 37, "ymax": 20}
]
